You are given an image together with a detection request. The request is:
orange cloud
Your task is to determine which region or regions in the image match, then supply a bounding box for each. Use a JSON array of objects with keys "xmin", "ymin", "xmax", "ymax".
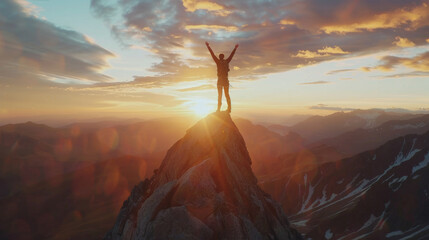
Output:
[
  {"xmin": 294, "ymin": 46, "xmax": 349, "ymax": 58},
  {"xmin": 185, "ymin": 24, "xmax": 238, "ymax": 32},
  {"xmin": 321, "ymin": 3, "xmax": 429, "ymax": 33},
  {"xmin": 364, "ymin": 51, "xmax": 429, "ymax": 72},
  {"xmin": 182, "ymin": 0, "xmax": 231, "ymax": 16},
  {"xmin": 279, "ymin": 19, "xmax": 296, "ymax": 25},
  {"xmin": 294, "ymin": 50, "xmax": 324, "ymax": 58},
  {"xmin": 393, "ymin": 36, "xmax": 415, "ymax": 47},
  {"xmin": 318, "ymin": 46, "xmax": 349, "ymax": 54}
]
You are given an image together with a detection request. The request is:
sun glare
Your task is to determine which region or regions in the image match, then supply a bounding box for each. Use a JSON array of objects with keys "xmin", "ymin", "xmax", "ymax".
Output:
[{"xmin": 187, "ymin": 99, "xmax": 213, "ymax": 117}]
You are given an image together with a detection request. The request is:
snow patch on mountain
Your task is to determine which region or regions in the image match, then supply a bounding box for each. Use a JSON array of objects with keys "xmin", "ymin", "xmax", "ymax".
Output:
[
  {"xmin": 412, "ymin": 151, "xmax": 429, "ymax": 174},
  {"xmin": 388, "ymin": 176, "xmax": 408, "ymax": 192},
  {"xmin": 324, "ymin": 229, "xmax": 333, "ymax": 239}
]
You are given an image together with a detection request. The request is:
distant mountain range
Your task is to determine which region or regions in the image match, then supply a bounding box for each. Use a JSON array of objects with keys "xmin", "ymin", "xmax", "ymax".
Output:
[
  {"xmin": 313, "ymin": 114, "xmax": 429, "ymax": 156},
  {"xmin": 269, "ymin": 109, "xmax": 420, "ymax": 142},
  {"xmin": 1, "ymin": 110, "xmax": 428, "ymax": 239}
]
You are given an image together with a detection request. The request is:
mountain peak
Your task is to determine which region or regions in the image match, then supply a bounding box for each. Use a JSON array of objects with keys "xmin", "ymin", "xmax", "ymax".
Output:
[{"xmin": 105, "ymin": 112, "xmax": 301, "ymax": 240}]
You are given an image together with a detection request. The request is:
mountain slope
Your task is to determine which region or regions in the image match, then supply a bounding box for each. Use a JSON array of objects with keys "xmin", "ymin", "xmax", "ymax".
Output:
[
  {"xmin": 106, "ymin": 112, "xmax": 302, "ymax": 240},
  {"xmin": 261, "ymin": 131, "xmax": 429, "ymax": 239}
]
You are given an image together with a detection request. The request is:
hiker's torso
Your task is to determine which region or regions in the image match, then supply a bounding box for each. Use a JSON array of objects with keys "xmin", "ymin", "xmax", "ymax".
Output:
[{"xmin": 216, "ymin": 59, "xmax": 229, "ymax": 79}]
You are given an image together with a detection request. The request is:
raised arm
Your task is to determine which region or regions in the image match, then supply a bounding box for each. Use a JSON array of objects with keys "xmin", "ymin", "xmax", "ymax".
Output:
[
  {"xmin": 205, "ymin": 42, "xmax": 218, "ymax": 63},
  {"xmin": 226, "ymin": 44, "xmax": 239, "ymax": 62}
]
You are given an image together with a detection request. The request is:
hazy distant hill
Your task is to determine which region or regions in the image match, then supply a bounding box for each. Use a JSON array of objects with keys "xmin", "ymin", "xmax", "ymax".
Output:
[
  {"xmin": 288, "ymin": 109, "xmax": 418, "ymax": 142},
  {"xmin": 314, "ymin": 114, "xmax": 429, "ymax": 156}
]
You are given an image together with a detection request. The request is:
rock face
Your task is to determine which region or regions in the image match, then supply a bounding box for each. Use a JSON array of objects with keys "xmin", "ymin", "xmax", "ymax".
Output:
[{"xmin": 105, "ymin": 112, "xmax": 301, "ymax": 240}]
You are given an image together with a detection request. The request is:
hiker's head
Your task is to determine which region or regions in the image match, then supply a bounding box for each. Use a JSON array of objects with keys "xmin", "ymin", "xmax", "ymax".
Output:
[{"xmin": 219, "ymin": 53, "xmax": 224, "ymax": 60}]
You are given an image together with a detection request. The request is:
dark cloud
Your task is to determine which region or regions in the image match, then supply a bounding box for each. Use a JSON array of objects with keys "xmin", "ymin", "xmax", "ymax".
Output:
[
  {"xmin": 300, "ymin": 81, "xmax": 331, "ymax": 85},
  {"xmin": 0, "ymin": 0, "xmax": 115, "ymax": 86},
  {"xmin": 88, "ymin": 0, "xmax": 428, "ymax": 86}
]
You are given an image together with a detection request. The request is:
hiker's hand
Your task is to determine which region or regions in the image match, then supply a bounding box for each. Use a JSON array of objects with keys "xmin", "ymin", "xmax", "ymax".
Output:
[
  {"xmin": 205, "ymin": 42, "xmax": 209, "ymax": 47},
  {"xmin": 235, "ymin": 44, "xmax": 239, "ymax": 49}
]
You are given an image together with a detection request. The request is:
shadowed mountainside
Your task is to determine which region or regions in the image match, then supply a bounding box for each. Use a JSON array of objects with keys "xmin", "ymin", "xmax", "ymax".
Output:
[
  {"xmin": 261, "ymin": 131, "xmax": 429, "ymax": 239},
  {"xmin": 106, "ymin": 112, "xmax": 302, "ymax": 240}
]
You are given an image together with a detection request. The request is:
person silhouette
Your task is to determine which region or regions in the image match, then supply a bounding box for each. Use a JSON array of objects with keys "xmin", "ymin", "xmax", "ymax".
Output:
[{"xmin": 205, "ymin": 42, "xmax": 238, "ymax": 113}]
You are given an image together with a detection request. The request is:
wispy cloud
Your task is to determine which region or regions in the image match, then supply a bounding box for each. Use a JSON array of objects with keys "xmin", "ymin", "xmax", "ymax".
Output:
[
  {"xmin": 378, "ymin": 71, "xmax": 429, "ymax": 79},
  {"xmin": 0, "ymin": 0, "xmax": 115, "ymax": 86},
  {"xmin": 178, "ymin": 84, "xmax": 215, "ymax": 92},
  {"xmin": 327, "ymin": 69, "xmax": 355, "ymax": 75},
  {"xmin": 300, "ymin": 81, "xmax": 331, "ymax": 85}
]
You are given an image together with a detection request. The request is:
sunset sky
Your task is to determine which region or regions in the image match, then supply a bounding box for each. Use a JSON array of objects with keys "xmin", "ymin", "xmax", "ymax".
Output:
[{"xmin": 1, "ymin": 0, "xmax": 428, "ymax": 124}]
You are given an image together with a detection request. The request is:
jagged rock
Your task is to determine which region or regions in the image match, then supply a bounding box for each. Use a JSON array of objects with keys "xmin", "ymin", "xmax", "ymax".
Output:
[{"xmin": 105, "ymin": 112, "xmax": 302, "ymax": 240}]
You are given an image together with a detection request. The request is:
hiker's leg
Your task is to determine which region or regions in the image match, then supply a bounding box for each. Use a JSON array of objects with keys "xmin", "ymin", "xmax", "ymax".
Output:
[
  {"xmin": 217, "ymin": 85, "xmax": 222, "ymax": 112},
  {"xmin": 224, "ymin": 85, "xmax": 231, "ymax": 113}
]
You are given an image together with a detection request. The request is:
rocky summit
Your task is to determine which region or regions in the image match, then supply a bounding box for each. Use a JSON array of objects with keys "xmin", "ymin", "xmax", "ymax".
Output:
[{"xmin": 105, "ymin": 112, "xmax": 301, "ymax": 240}]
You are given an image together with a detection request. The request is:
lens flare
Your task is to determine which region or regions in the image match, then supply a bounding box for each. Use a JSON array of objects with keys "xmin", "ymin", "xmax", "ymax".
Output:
[{"xmin": 187, "ymin": 98, "xmax": 213, "ymax": 117}]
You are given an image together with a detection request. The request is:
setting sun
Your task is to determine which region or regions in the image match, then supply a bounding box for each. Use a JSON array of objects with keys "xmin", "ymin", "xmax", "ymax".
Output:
[{"xmin": 187, "ymin": 98, "xmax": 214, "ymax": 117}]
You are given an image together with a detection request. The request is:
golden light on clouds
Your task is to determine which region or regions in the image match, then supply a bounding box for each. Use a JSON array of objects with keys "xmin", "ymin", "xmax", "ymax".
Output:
[
  {"xmin": 318, "ymin": 46, "xmax": 349, "ymax": 54},
  {"xmin": 185, "ymin": 24, "xmax": 239, "ymax": 32},
  {"xmin": 294, "ymin": 50, "xmax": 325, "ymax": 58},
  {"xmin": 182, "ymin": 0, "xmax": 231, "ymax": 16},
  {"xmin": 279, "ymin": 19, "xmax": 296, "ymax": 25},
  {"xmin": 294, "ymin": 46, "xmax": 349, "ymax": 58},
  {"xmin": 393, "ymin": 36, "xmax": 416, "ymax": 47},
  {"xmin": 321, "ymin": 3, "xmax": 429, "ymax": 33}
]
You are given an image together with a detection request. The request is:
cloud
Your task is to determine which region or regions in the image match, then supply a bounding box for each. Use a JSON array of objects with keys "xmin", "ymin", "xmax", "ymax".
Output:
[
  {"xmin": 366, "ymin": 51, "xmax": 429, "ymax": 72},
  {"xmin": 300, "ymin": 81, "xmax": 331, "ymax": 85},
  {"xmin": 182, "ymin": 0, "xmax": 231, "ymax": 16},
  {"xmin": 318, "ymin": 46, "xmax": 349, "ymax": 54},
  {"xmin": 185, "ymin": 24, "xmax": 239, "ymax": 32},
  {"xmin": 309, "ymin": 104, "xmax": 356, "ymax": 111},
  {"xmin": 55, "ymin": 84, "xmax": 184, "ymax": 107},
  {"xmin": 314, "ymin": 2, "xmax": 429, "ymax": 34},
  {"xmin": 0, "ymin": 0, "xmax": 115, "ymax": 86},
  {"xmin": 294, "ymin": 46, "xmax": 349, "ymax": 58},
  {"xmin": 327, "ymin": 69, "xmax": 355, "ymax": 75},
  {"xmin": 279, "ymin": 19, "xmax": 296, "ymax": 25},
  {"xmin": 378, "ymin": 71, "xmax": 429, "ymax": 79},
  {"xmin": 294, "ymin": 50, "xmax": 325, "ymax": 59},
  {"xmin": 393, "ymin": 36, "xmax": 416, "ymax": 47},
  {"xmin": 178, "ymin": 84, "xmax": 214, "ymax": 92},
  {"xmin": 89, "ymin": 0, "xmax": 429, "ymax": 86}
]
